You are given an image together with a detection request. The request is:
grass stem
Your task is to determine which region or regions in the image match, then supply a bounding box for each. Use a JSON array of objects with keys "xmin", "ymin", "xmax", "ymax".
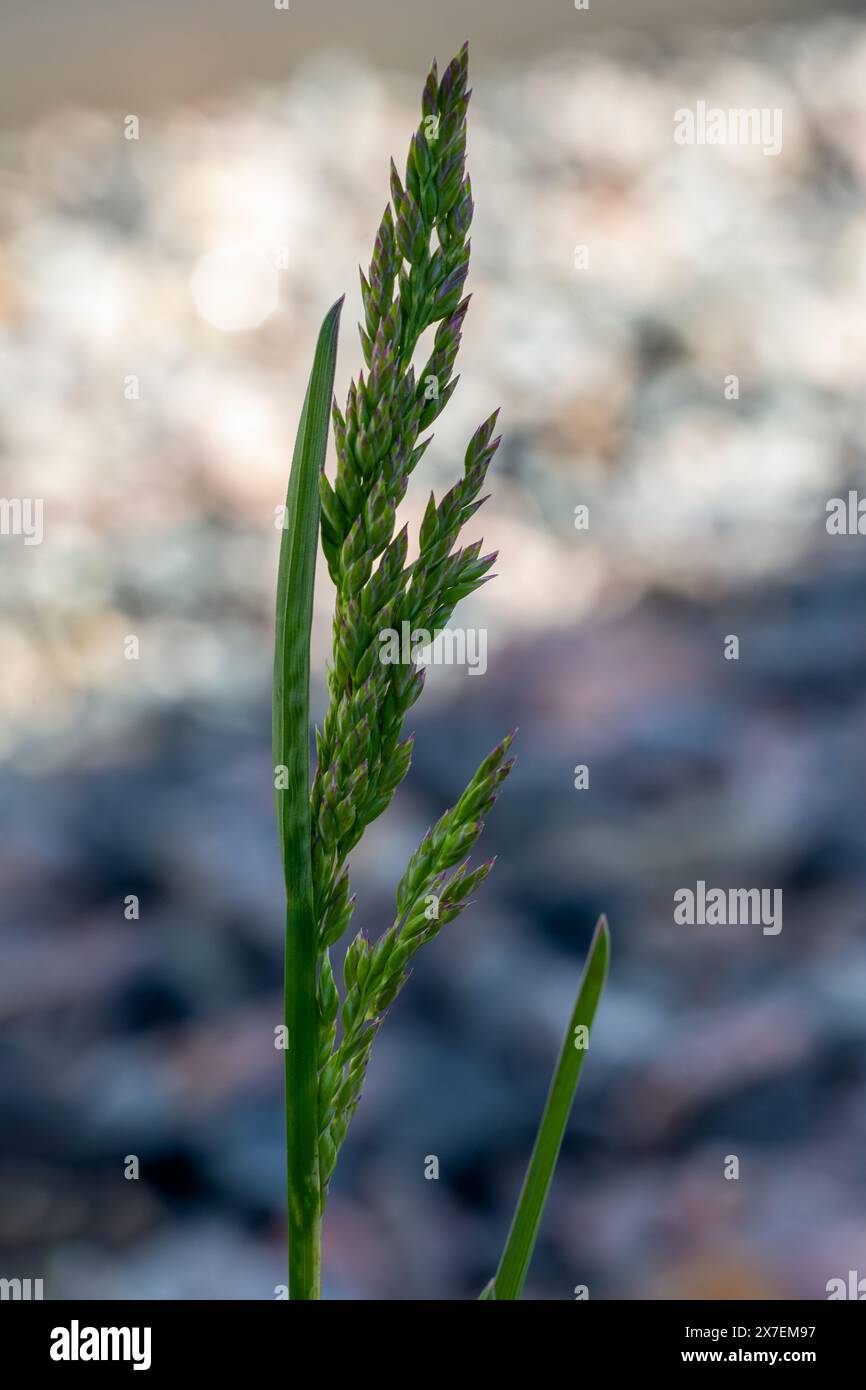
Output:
[{"xmin": 274, "ymin": 297, "xmax": 343, "ymax": 1298}]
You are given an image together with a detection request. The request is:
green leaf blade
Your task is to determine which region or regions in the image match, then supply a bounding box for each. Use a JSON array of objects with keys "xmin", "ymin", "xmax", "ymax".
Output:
[
  {"xmin": 273, "ymin": 293, "xmax": 344, "ymax": 871},
  {"xmin": 273, "ymin": 294, "xmax": 343, "ymax": 1299},
  {"xmin": 488, "ymin": 915, "xmax": 610, "ymax": 1301}
]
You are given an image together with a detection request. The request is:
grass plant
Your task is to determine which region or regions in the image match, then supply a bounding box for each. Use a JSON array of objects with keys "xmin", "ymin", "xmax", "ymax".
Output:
[{"xmin": 274, "ymin": 42, "xmax": 609, "ymax": 1301}]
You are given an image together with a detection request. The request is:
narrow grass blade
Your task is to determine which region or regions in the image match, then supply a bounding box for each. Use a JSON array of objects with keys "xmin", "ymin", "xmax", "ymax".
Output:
[
  {"xmin": 485, "ymin": 915, "xmax": 610, "ymax": 1301},
  {"xmin": 273, "ymin": 294, "xmax": 343, "ymax": 1299}
]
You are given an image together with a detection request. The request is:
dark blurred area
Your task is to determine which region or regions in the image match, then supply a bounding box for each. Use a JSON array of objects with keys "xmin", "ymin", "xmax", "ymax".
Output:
[{"xmin": 2, "ymin": 1, "xmax": 866, "ymax": 1299}]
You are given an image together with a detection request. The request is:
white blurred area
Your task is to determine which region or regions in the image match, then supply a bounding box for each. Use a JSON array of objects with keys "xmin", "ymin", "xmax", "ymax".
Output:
[{"xmin": 2, "ymin": 12, "xmax": 866, "ymax": 758}]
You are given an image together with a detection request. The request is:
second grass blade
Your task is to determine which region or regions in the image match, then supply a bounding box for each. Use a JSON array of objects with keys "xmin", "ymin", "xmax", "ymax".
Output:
[
  {"xmin": 483, "ymin": 915, "xmax": 610, "ymax": 1300},
  {"xmin": 274, "ymin": 294, "xmax": 344, "ymax": 1299}
]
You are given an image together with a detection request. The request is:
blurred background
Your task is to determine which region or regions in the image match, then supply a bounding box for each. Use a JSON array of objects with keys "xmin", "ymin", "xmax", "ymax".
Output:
[{"xmin": 2, "ymin": 0, "xmax": 866, "ymax": 1300}]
